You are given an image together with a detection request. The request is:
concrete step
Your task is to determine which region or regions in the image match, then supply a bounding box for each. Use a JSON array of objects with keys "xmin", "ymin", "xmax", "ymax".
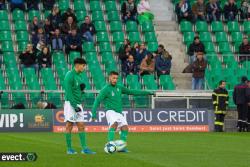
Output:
[
  {"xmin": 171, "ymin": 73, "xmax": 192, "ymax": 89},
  {"xmin": 149, "ymin": 0, "xmax": 174, "ymax": 21}
]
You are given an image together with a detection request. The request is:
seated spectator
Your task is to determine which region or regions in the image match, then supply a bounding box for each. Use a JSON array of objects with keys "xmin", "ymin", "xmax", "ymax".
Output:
[
  {"xmin": 19, "ymin": 43, "xmax": 38, "ymax": 71},
  {"xmin": 29, "ymin": 16, "xmax": 43, "ymax": 35},
  {"xmin": 206, "ymin": 0, "xmax": 222, "ymax": 22},
  {"xmin": 10, "ymin": 0, "xmax": 25, "ymax": 12},
  {"xmin": 26, "ymin": 0, "xmax": 39, "ymax": 10},
  {"xmin": 51, "ymin": 28, "xmax": 64, "ymax": 51},
  {"xmin": 44, "ymin": 18, "xmax": 55, "ymax": 39},
  {"xmin": 61, "ymin": 16, "xmax": 78, "ymax": 36},
  {"xmin": 32, "ymin": 27, "xmax": 49, "ymax": 51},
  {"xmin": 42, "ymin": 0, "xmax": 56, "ymax": 11},
  {"xmin": 119, "ymin": 44, "xmax": 132, "ymax": 71},
  {"xmin": 191, "ymin": 52, "xmax": 207, "ymax": 90},
  {"xmin": 80, "ymin": 16, "xmax": 96, "ymax": 42},
  {"xmin": 38, "ymin": 46, "xmax": 52, "ymax": 69},
  {"xmin": 65, "ymin": 29, "xmax": 82, "ymax": 56},
  {"xmin": 121, "ymin": 0, "xmax": 138, "ymax": 22},
  {"xmin": 188, "ymin": 36, "xmax": 205, "ymax": 63},
  {"xmin": 131, "ymin": 42, "xmax": 140, "ymax": 56},
  {"xmin": 224, "ymin": 0, "xmax": 238, "ymax": 21},
  {"xmin": 62, "ymin": 8, "xmax": 77, "ymax": 23},
  {"xmin": 175, "ymin": 0, "xmax": 193, "ymax": 23},
  {"xmin": 239, "ymin": 37, "xmax": 250, "ymax": 62},
  {"xmin": 240, "ymin": 0, "xmax": 250, "ymax": 21},
  {"xmin": 155, "ymin": 50, "xmax": 172, "ymax": 76},
  {"xmin": 153, "ymin": 44, "xmax": 165, "ymax": 57},
  {"xmin": 119, "ymin": 39, "xmax": 130, "ymax": 55},
  {"xmin": 47, "ymin": 6, "xmax": 62, "ymax": 30},
  {"xmin": 135, "ymin": 42, "xmax": 149, "ymax": 66},
  {"xmin": 137, "ymin": 0, "xmax": 154, "ymax": 24},
  {"xmin": 139, "ymin": 53, "xmax": 155, "ymax": 76},
  {"xmin": 192, "ymin": 0, "xmax": 206, "ymax": 21},
  {"xmin": 0, "ymin": 0, "xmax": 6, "ymax": 10},
  {"xmin": 123, "ymin": 54, "xmax": 137, "ymax": 76}
]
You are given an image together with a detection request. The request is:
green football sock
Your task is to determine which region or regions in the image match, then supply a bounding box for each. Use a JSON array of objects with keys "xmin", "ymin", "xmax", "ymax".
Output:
[
  {"xmin": 120, "ymin": 130, "xmax": 128, "ymax": 142},
  {"xmin": 108, "ymin": 128, "xmax": 116, "ymax": 141},
  {"xmin": 65, "ymin": 133, "xmax": 72, "ymax": 150},
  {"xmin": 78, "ymin": 132, "xmax": 87, "ymax": 150}
]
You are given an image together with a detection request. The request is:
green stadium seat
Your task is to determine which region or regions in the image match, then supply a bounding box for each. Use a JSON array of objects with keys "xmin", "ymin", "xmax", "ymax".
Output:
[
  {"xmin": 58, "ymin": 0, "xmax": 70, "ymax": 11},
  {"xmin": 195, "ymin": 21, "xmax": 208, "ymax": 32},
  {"xmin": 141, "ymin": 21, "xmax": 154, "ymax": 32},
  {"xmin": 183, "ymin": 32, "xmax": 195, "ymax": 43},
  {"xmin": 243, "ymin": 21, "xmax": 250, "ymax": 33},
  {"xmin": 12, "ymin": 9, "xmax": 25, "ymax": 22},
  {"xmin": 82, "ymin": 42, "xmax": 96, "ymax": 52},
  {"xmin": 105, "ymin": 61, "xmax": 118, "ymax": 73},
  {"xmin": 147, "ymin": 42, "xmax": 158, "ymax": 52},
  {"xmin": 215, "ymin": 32, "xmax": 228, "ymax": 42},
  {"xmin": 126, "ymin": 21, "xmax": 138, "ymax": 32},
  {"xmin": 0, "ymin": 31, "xmax": 12, "ymax": 41},
  {"xmin": 101, "ymin": 52, "xmax": 113, "ymax": 64},
  {"xmin": 199, "ymin": 32, "xmax": 212, "ymax": 42},
  {"xmin": 204, "ymin": 42, "xmax": 216, "ymax": 53},
  {"xmin": 85, "ymin": 52, "xmax": 98, "ymax": 63},
  {"xmin": 0, "ymin": 69, "xmax": 9, "ymax": 108},
  {"xmin": 99, "ymin": 42, "xmax": 112, "ymax": 52},
  {"xmin": 142, "ymin": 75, "xmax": 158, "ymax": 90},
  {"xmin": 69, "ymin": 51, "xmax": 81, "ymax": 65},
  {"xmin": 211, "ymin": 21, "xmax": 224, "ymax": 32},
  {"xmin": 74, "ymin": 0, "xmax": 86, "ymax": 11},
  {"xmin": 233, "ymin": 42, "xmax": 241, "ymax": 53},
  {"xmin": 144, "ymin": 32, "xmax": 157, "ymax": 42},
  {"xmin": 231, "ymin": 32, "xmax": 243, "ymax": 43},
  {"xmin": 90, "ymin": 1, "xmax": 102, "ymax": 11},
  {"xmin": 14, "ymin": 21, "xmax": 27, "ymax": 31},
  {"xmin": 110, "ymin": 21, "xmax": 122, "ymax": 32},
  {"xmin": 94, "ymin": 21, "xmax": 107, "ymax": 32},
  {"xmin": 0, "ymin": 10, "xmax": 8, "ymax": 20},
  {"xmin": 180, "ymin": 21, "xmax": 192, "ymax": 32},
  {"xmin": 112, "ymin": 32, "xmax": 125, "ymax": 42},
  {"xmin": 222, "ymin": 53, "xmax": 235, "ymax": 64},
  {"xmin": 96, "ymin": 32, "xmax": 109, "ymax": 42},
  {"xmin": 76, "ymin": 10, "xmax": 87, "ymax": 21},
  {"xmin": 105, "ymin": 1, "xmax": 117, "ymax": 11},
  {"xmin": 126, "ymin": 75, "xmax": 141, "ymax": 89},
  {"xmin": 92, "ymin": 11, "xmax": 104, "ymax": 21},
  {"xmin": 16, "ymin": 31, "xmax": 29, "ymax": 42},
  {"xmin": 218, "ymin": 42, "xmax": 232, "ymax": 53},
  {"xmin": 205, "ymin": 53, "xmax": 219, "ymax": 64},
  {"xmin": 17, "ymin": 41, "xmax": 28, "ymax": 53},
  {"xmin": 107, "ymin": 11, "xmax": 120, "ymax": 21},
  {"xmin": 128, "ymin": 32, "xmax": 141, "ymax": 43},
  {"xmin": 159, "ymin": 75, "xmax": 175, "ymax": 90},
  {"xmin": 227, "ymin": 21, "xmax": 240, "ymax": 32},
  {"xmin": 2, "ymin": 41, "xmax": 14, "ymax": 52},
  {"xmin": 3, "ymin": 52, "xmax": 17, "ymax": 68},
  {"xmin": 28, "ymin": 10, "xmax": 40, "ymax": 21},
  {"xmin": 0, "ymin": 20, "xmax": 10, "ymax": 31}
]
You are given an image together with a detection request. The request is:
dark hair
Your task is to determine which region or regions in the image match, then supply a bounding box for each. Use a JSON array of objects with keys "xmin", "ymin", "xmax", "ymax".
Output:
[
  {"xmin": 219, "ymin": 80, "xmax": 226, "ymax": 85},
  {"xmin": 158, "ymin": 44, "xmax": 164, "ymax": 49},
  {"xmin": 74, "ymin": 58, "xmax": 86, "ymax": 65},
  {"xmin": 242, "ymin": 76, "xmax": 248, "ymax": 83},
  {"xmin": 194, "ymin": 36, "xmax": 200, "ymax": 40},
  {"xmin": 109, "ymin": 71, "xmax": 119, "ymax": 76}
]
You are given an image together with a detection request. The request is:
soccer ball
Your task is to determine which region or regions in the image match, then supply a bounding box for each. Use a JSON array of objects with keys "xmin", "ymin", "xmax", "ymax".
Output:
[
  {"xmin": 114, "ymin": 140, "xmax": 127, "ymax": 151},
  {"xmin": 104, "ymin": 141, "xmax": 117, "ymax": 154}
]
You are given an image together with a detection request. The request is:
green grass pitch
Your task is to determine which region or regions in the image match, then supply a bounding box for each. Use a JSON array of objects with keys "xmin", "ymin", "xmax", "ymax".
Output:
[{"xmin": 0, "ymin": 132, "xmax": 250, "ymax": 167}]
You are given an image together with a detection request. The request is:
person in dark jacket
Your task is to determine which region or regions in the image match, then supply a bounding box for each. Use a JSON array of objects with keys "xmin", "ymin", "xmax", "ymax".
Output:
[
  {"xmin": 206, "ymin": 0, "xmax": 222, "ymax": 22},
  {"xmin": 61, "ymin": 8, "xmax": 77, "ymax": 23},
  {"xmin": 224, "ymin": 0, "xmax": 238, "ymax": 21},
  {"xmin": 47, "ymin": 6, "xmax": 62, "ymax": 30},
  {"xmin": 19, "ymin": 43, "xmax": 38, "ymax": 71},
  {"xmin": 123, "ymin": 54, "xmax": 137, "ymax": 76},
  {"xmin": 51, "ymin": 28, "xmax": 64, "ymax": 51},
  {"xmin": 32, "ymin": 27, "xmax": 49, "ymax": 51},
  {"xmin": 192, "ymin": 0, "xmax": 206, "ymax": 21},
  {"xmin": 119, "ymin": 44, "xmax": 132, "ymax": 72},
  {"xmin": 10, "ymin": 0, "xmax": 25, "ymax": 12},
  {"xmin": 44, "ymin": 18, "xmax": 55, "ymax": 39},
  {"xmin": 26, "ymin": 0, "xmax": 39, "ymax": 10},
  {"xmin": 191, "ymin": 52, "xmax": 207, "ymax": 90},
  {"xmin": 80, "ymin": 16, "xmax": 96, "ymax": 42},
  {"xmin": 233, "ymin": 76, "xmax": 248, "ymax": 132},
  {"xmin": 188, "ymin": 36, "xmax": 205, "ymax": 63},
  {"xmin": 175, "ymin": 0, "xmax": 193, "ymax": 23},
  {"xmin": 61, "ymin": 16, "xmax": 78, "ymax": 36},
  {"xmin": 239, "ymin": 37, "xmax": 250, "ymax": 62},
  {"xmin": 135, "ymin": 42, "xmax": 149, "ymax": 66},
  {"xmin": 246, "ymin": 80, "xmax": 250, "ymax": 131},
  {"xmin": 155, "ymin": 50, "xmax": 172, "ymax": 76},
  {"xmin": 42, "ymin": 0, "xmax": 56, "ymax": 10},
  {"xmin": 0, "ymin": 0, "xmax": 6, "ymax": 10},
  {"xmin": 65, "ymin": 29, "xmax": 82, "ymax": 56},
  {"xmin": 212, "ymin": 80, "xmax": 229, "ymax": 132},
  {"xmin": 38, "ymin": 46, "xmax": 52, "ymax": 69},
  {"xmin": 121, "ymin": 0, "xmax": 138, "ymax": 22}
]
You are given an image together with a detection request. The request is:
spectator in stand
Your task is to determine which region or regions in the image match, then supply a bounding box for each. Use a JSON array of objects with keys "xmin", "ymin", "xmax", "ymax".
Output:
[
  {"xmin": 32, "ymin": 27, "xmax": 49, "ymax": 51},
  {"xmin": 47, "ymin": 6, "xmax": 62, "ymax": 30},
  {"xmin": 26, "ymin": 0, "xmax": 39, "ymax": 10},
  {"xmin": 137, "ymin": 0, "xmax": 154, "ymax": 24},
  {"xmin": 44, "ymin": 18, "xmax": 55, "ymax": 39},
  {"xmin": 188, "ymin": 36, "xmax": 205, "ymax": 63},
  {"xmin": 65, "ymin": 29, "xmax": 82, "ymax": 56},
  {"xmin": 135, "ymin": 42, "xmax": 149, "ymax": 66},
  {"xmin": 62, "ymin": 8, "xmax": 77, "ymax": 23},
  {"xmin": 192, "ymin": 0, "xmax": 206, "ymax": 21},
  {"xmin": 80, "ymin": 16, "xmax": 96, "ymax": 42},
  {"xmin": 191, "ymin": 52, "xmax": 207, "ymax": 90},
  {"xmin": 10, "ymin": 0, "xmax": 25, "ymax": 12},
  {"xmin": 121, "ymin": 0, "xmax": 138, "ymax": 22},
  {"xmin": 38, "ymin": 46, "xmax": 52, "ymax": 69},
  {"xmin": 240, "ymin": 0, "xmax": 250, "ymax": 21},
  {"xmin": 51, "ymin": 28, "xmax": 64, "ymax": 51},
  {"xmin": 139, "ymin": 53, "xmax": 155, "ymax": 76},
  {"xmin": 153, "ymin": 44, "xmax": 165, "ymax": 57},
  {"xmin": 206, "ymin": 0, "xmax": 222, "ymax": 22},
  {"xmin": 155, "ymin": 50, "xmax": 172, "ymax": 76},
  {"xmin": 61, "ymin": 16, "xmax": 78, "ymax": 36},
  {"xmin": 119, "ymin": 39, "xmax": 130, "ymax": 56},
  {"xmin": 0, "ymin": 0, "xmax": 6, "ymax": 10},
  {"xmin": 175, "ymin": 0, "xmax": 193, "ymax": 23},
  {"xmin": 42, "ymin": 0, "xmax": 56, "ymax": 11},
  {"xmin": 119, "ymin": 44, "xmax": 132, "ymax": 72},
  {"xmin": 131, "ymin": 42, "xmax": 140, "ymax": 56},
  {"xmin": 29, "ymin": 16, "xmax": 43, "ymax": 35},
  {"xmin": 239, "ymin": 37, "xmax": 250, "ymax": 62},
  {"xmin": 123, "ymin": 54, "xmax": 137, "ymax": 76},
  {"xmin": 224, "ymin": 0, "xmax": 238, "ymax": 21},
  {"xmin": 19, "ymin": 43, "xmax": 38, "ymax": 71}
]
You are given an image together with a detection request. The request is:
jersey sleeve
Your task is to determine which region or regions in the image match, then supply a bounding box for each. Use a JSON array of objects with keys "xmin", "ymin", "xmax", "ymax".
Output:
[
  {"xmin": 64, "ymin": 73, "xmax": 77, "ymax": 109},
  {"xmin": 91, "ymin": 87, "xmax": 108, "ymax": 119},
  {"xmin": 120, "ymin": 85, "xmax": 154, "ymax": 95}
]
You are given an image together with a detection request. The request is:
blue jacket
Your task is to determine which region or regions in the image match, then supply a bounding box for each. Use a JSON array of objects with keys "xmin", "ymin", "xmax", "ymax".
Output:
[
  {"xmin": 66, "ymin": 34, "xmax": 82, "ymax": 47},
  {"xmin": 155, "ymin": 55, "xmax": 172, "ymax": 72},
  {"xmin": 135, "ymin": 49, "xmax": 149, "ymax": 65}
]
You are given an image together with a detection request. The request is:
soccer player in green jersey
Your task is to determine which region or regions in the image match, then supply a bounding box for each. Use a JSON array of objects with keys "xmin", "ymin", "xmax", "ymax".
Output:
[
  {"xmin": 91, "ymin": 71, "xmax": 154, "ymax": 152},
  {"xmin": 64, "ymin": 58, "xmax": 95, "ymax": 155}
]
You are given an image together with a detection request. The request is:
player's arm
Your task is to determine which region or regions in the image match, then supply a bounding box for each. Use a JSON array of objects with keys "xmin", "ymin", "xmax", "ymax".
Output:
[
  {"xmin": 91, "ymin": 88, "xmax": 108, "ymax": 119},
  {"xmin": 64, "ymin": 73, "xmax": 77, "ymax": 109},
  {"xmin": 120, "ymin": 85, "xmax": 154, "ymax": 96}
]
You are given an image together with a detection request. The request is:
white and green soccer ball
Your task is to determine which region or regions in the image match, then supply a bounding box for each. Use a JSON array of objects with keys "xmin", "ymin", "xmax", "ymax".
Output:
[{"xmin": 104, "ymin": 141, "xmax": 117, "ymax": 154}]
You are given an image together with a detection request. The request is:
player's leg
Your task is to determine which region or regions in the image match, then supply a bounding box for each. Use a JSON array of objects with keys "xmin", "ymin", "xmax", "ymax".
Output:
[
  {"xmin": 108, "ymin": 122, "xmax": 118, "ymax": 141},
  {"xmin": 120, "ymin": 125, "xmax": 128, "ymax": 142},
  {"xmin": 76, "ymin": 122, "xmax": 96, "ymax": 154},
  {"xmin": 65, "ymin": 121, "xmax": 77, "ymax": 154},
  {"xmin": 106, "ymin": 110, "xmax": 120, "ymax": 142}
]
